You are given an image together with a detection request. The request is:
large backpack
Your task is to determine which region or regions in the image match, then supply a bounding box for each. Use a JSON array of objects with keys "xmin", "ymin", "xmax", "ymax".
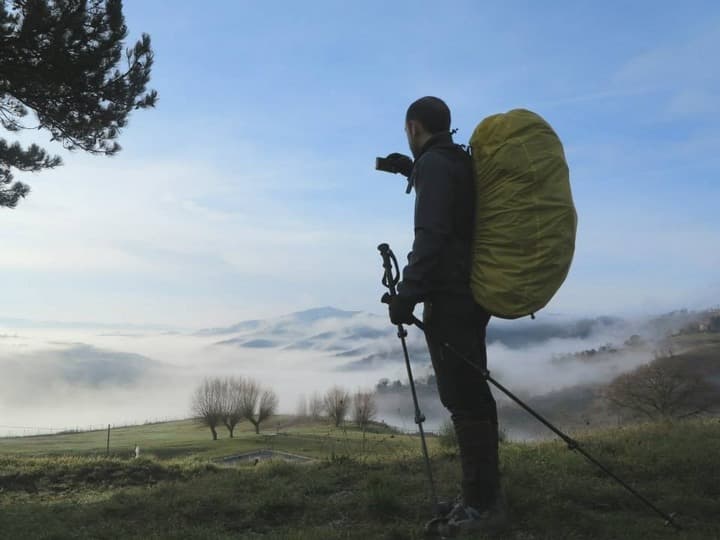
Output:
[{"xmin": 468, "ymin": 109, "xmax": 577, "ymax": 319}]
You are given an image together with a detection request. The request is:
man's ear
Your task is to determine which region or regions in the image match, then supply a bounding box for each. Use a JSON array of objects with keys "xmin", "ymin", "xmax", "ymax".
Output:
[{"xmin": 406, "ymin": 120, "xmax": 419, "ymax": 138}]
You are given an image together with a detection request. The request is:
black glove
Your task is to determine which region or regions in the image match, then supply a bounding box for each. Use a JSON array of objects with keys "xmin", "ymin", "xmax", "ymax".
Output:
[
  {"xmin": 383, "ymin": 153, "xmax": 414, "ymax": 178},
  {"xmin": 381, "ymin": 293, "xmax": 416, "ymax": 325}
]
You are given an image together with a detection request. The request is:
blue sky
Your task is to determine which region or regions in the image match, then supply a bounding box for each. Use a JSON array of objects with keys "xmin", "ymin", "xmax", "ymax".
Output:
[{"xmin": 3, "ymin": 1, "xmax": 719, "ymax": 327}]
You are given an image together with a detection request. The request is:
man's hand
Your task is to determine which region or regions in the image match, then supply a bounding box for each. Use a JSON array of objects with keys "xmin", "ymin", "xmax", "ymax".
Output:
[
  {"xmin": 384, "ymin": 153, "xmax": 414, "ymax": 178},
  {"xmin": 381, "ymin": 293, "xmax": 416, "ymax": 325}
]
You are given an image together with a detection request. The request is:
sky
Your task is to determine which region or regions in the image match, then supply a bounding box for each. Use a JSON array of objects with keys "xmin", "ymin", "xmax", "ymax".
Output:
[{"xmin": 2, "ymin": 0, "xmax": 720, "ymax": 328}]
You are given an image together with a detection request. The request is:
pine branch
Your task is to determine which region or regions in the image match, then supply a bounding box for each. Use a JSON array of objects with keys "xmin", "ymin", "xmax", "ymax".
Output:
[{"xmin": 0, "ymin": 0, "xmax": 157, "ymax": 208}]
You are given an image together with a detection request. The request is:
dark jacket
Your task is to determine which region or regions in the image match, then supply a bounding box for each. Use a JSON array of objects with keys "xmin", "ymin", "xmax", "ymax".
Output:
[{"xmin": 397, "ymin": 132, "xmax": 475, "ymax": 302}]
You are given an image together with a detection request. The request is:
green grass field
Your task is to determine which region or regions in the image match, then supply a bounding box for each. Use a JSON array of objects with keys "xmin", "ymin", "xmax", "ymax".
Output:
[
  {"xmin": 1, "ymin": 416, "xmax": 719, "ymax": 539},
  {"xmin": 0, "ymin": 416, "xmax": 421, "ymax": 461}
]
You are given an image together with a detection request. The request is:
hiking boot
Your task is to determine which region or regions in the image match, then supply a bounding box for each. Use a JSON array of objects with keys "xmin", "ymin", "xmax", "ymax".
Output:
[
  {"xmin": 435, "ymin": 494, "xmax": 462, "ymax": 517},
  {"xmin": 447, "ymin": 501, "xmax": 508, "ymax": 537},
  {"xmin": 425, "ymin": 495, "xmax": 508, "ymax": 538}
]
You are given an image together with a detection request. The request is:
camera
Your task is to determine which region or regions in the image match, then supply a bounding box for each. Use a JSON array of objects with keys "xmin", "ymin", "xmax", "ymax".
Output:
[
  {"xmin": 375, "ymin": 153, "xmax": 413, "ymax": 178},
  {"xmin": 375, "ymin": 156, "xmax": 398, "ymax": 174}
]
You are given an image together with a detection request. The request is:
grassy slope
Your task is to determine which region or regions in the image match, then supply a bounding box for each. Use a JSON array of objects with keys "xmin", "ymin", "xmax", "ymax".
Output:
[{"xmin": 1, "ymin": 420, "xmax": 719, "ymax": 539}]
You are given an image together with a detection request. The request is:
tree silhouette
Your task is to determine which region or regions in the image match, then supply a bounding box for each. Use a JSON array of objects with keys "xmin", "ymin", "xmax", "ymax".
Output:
[
  {"xmin": 220, "ymin": 377, "xmax": 245, "ymax": 438},
  {"xmin": 191, "ymin": 378, "xmax": 224, "ymax": 441},
  {"xmin": 323, "ymin": 386, "xmax": 350, "ymax": 427},
  {"xmin": 308, "ymin": 391, "xmax": 324, "ymax": 419},
  {"xmin": 604, "ymin": 355, "xmax": 720, "ymax": 420},
  {"xmin": 239, "ymin": 378, "xmax": 278, "ymax": 434},
  {"xmin": 352, "ymin": 390, "xmax": 377, "ymax": 429},
  {"xmin": 0, "ymin": 0, "xmax": 157, "ymax": 207}
]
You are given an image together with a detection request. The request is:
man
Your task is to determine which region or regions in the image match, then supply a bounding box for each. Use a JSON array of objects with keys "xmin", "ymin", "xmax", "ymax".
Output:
[{"xmin": 385, "ymin": 96, "xmax": 506, "ymax": 536}]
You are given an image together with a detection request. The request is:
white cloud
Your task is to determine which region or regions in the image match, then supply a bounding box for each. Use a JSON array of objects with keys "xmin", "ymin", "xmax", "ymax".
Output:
[
  {"xmin": 612, "ymin": 22, "xmax": 720, "ymax": 118},
  {"xmin": 613, "ymin": 24, "xmax": 719, "ymax": 88},
  {"xmin": 3, "ymin": 18, "xmax": 718, "ymax": 328},
  {"xmin": 1, "ymin": 141, "xmax": 405, "ymax": 326}
]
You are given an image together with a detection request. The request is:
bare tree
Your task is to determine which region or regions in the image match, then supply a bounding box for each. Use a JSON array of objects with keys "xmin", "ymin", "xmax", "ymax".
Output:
[
  {"xmin": 221, "ymin": 377, "xmax": 245, "ymax": 438},
  {"xmin": 239, "ymin": 378, "xmax": 260, "ymax": 432},
  {"xmin": 604, "ymin": 357, "xmax": 720, "ymax": 420},
  {"xmin": 353, "ymin": 390, "xmax": 377, "ymax": 429},
  {"xmin": 296, "ymin": 394, "xmax": 308, "ymax": 418},
  {"xmin": 308, "ymin": 392, "xmax": 324, "ymax": 419},
  {"xmin": 191, "ymin": 378, "xmax": 224, "ymax": 440},
  {"xmin": 239, "ymin": 378, "xmax": 278, "ymax": 434},
  {"xmin": 323, "ymin": 386, "xmax": 351, "ymax": 427},
  {"xmin": 258, "ymin": 389, "xmax": 279, "ymax": 431}
]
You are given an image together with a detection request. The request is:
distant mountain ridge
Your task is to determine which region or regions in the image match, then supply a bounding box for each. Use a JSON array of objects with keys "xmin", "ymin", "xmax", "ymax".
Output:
[
  {"xmin": 199, "ymin": 307, "xmax": 626, "ymax": 343},
  {"xmin": 194, "ymin": 305, "xmax": 720, "ymax": 373},
  {"xmin": 195, "ymin": 306, "xmax": 653, "ymax": 372},
  {"xmin": 201, "ymin": 307, "xmax": 398, "ymax": 366},
  {"xmin": 195, "ymin": 307, "xmax": 359, "ymax": 337}
]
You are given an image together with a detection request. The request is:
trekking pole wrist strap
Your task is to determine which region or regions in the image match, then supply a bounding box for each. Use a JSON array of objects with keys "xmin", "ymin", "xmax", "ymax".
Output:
[{"xmin": 377, "ymin": 243, "xmax": 400, "ymax": 296}]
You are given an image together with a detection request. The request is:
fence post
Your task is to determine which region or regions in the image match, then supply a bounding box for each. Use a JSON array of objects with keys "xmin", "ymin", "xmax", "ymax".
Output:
[{"xmin": 106, "ymin": 424, "xmax": 110, "ymax": 456}]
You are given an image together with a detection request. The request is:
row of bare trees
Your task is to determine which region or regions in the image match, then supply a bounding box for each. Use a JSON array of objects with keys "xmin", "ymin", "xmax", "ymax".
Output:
[
  {"xmin": 191, "ymin": 377, "xmax": 278, "ymax": 440},
  {"xmin": 296, "ymin": 387, "xmax": 377, "ymax": 428}
]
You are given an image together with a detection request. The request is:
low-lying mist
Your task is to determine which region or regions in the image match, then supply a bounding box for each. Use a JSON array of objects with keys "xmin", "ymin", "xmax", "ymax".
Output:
[
  {"xmin": 0, "ymin": 325, "xmax": 392, "ymax": 436},
  {"xmin": 0, "ymin": 308, "xmax": 694, "ymax": 438}
]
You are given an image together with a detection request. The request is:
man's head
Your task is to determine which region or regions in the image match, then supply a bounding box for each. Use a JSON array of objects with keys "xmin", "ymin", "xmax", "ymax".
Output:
[{"xmin": 405, "ymin": 96, "xmax": 451, "ymax": 157}]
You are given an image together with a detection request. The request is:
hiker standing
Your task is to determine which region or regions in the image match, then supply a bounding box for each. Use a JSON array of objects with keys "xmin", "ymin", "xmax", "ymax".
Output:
[{"xmin": 384, "ymin": 96, "xmax": 506, "ymax": 535}]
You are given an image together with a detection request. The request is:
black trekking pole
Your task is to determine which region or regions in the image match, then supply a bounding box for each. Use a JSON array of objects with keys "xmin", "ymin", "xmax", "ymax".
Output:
[
  {"xmin": 377, "ymin": 243, "xmax": 681, "ymax": 531},
  {"xmin": 377, "ymin": 243, "xmax": 440, "ymax": 515},
  {"xmin": 422, "ymin": 333, "xmax": 681, "ymax": 531}
]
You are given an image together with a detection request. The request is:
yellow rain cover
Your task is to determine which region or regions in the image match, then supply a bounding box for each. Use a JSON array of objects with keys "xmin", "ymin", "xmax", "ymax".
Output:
[{"xmin": 469, "ymin": 109, "xmax": 577, "ymax": 319}]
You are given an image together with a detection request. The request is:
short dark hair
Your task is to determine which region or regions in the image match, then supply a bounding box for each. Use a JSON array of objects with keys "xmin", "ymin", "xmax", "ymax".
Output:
[{"xmin": 406, "ymin": 96, "xmax": 451, "ymax": 134}]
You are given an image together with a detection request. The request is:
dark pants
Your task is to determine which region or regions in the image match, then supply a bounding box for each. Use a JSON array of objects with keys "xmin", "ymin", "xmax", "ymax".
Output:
[{"xmin": 423, "ymin": 294, "xmax": 500, "ymax": 509}]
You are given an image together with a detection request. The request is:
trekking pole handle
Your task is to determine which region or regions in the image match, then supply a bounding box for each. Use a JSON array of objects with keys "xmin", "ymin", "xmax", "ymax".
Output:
[
  {"xmin": 377, "ymin": 243, "xmax": 425, "ymax": 327},
  {"xmin": 377, "ymin": 243, "xmax": 400, "ymax": 294}
]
